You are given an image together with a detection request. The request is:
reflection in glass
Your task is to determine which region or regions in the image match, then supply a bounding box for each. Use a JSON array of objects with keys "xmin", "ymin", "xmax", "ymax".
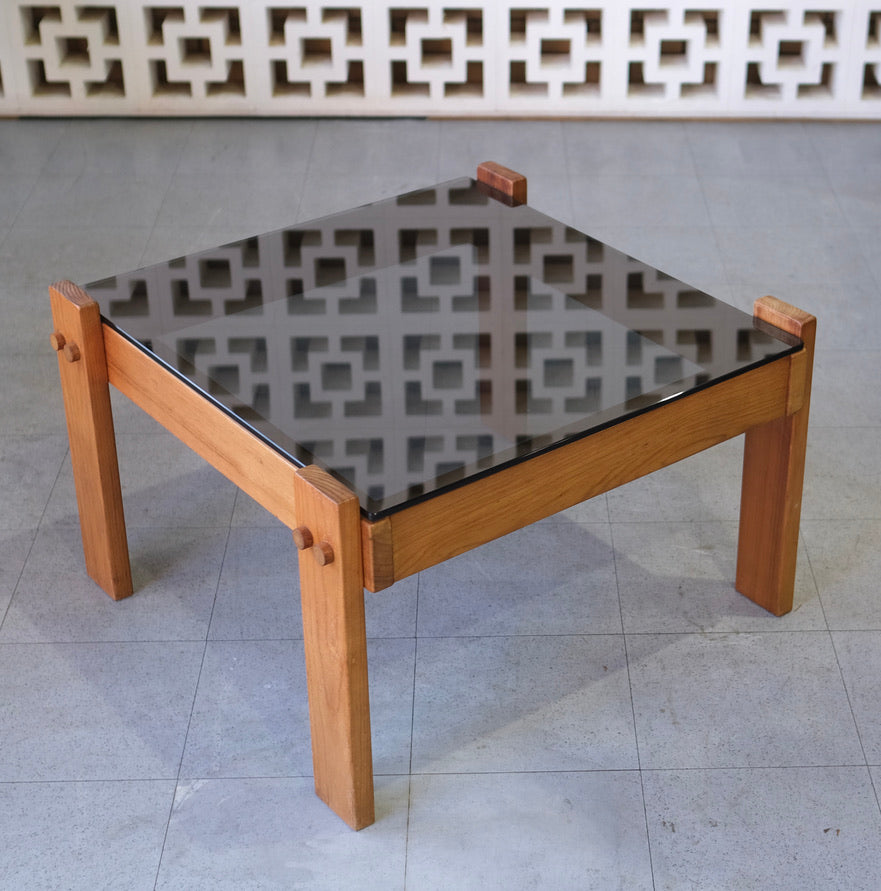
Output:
[{"xmin": 87, "ymin": 177, "xmax": 800, "ymax": 516}]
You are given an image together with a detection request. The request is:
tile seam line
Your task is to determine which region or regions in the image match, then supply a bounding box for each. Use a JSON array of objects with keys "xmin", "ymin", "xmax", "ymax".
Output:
[
  {"xmin": 608, "ymin": 517, "xmax": 881, "ymax": 525},
  {"xmin": 403, "ymin": 570, "xmax": 422, "ymax": 879},
  {"xmin": 867, "ymin": 762, "xmax": 881, "ymax": 818},
  {"xmin": 294, "ymin": 118, "xmax": 319, "ymax": 223},
  {"xmin": 407, "ymin": 767, "xmax": 643, "ymax": 777},
  {"xmin": 414, "ymin": 631, "xmax": 629, "ymax": 640},
  {"xmin": 0, "ymin": 774, "xmax": 181, "ymax": 784},
  {"xmin": 404, "ymin": 763, "xmax": 869, "ymax": 776},
  {"xmin": 622, "ymin": 628, "xmax": 840, "ymax": 636},
  {"xmin": 0, "ymin": 433, "xmax": 71, "ymax": 633},
  {"xmin": 152, "ymin": 519, "xmax": 234, "ymax": 888},
  {"xmin": 821, "ymin": 628, "xmax": 881, "ymax": 634},
  {"xmin": 826, "ymin": 629, "xmax": 875, "ymax": 774},
  {"xmin": 689, "ymin": 125, "xmax": 749, "ymax": 305},
  {"xmin": 608, "ymin": 520, "xmax": 656, "ymax": 887},
  {"xmin": 819, "ymin": 132, "xmax": 881, "ymax": 284},
  {"xmin": 814, "ymin": 347, "xmax": 881, "ymax": 352},
  {"xmin": 136, "ymin": 119, "xmax": 195, "ymax": 270},
  {"xmin": 0, "ymin": 528, "xmax": 38, "ymax": 635},
  {"xmin": 0, "ymin": 639, "xmax": 224, "ymax": 646},
  {"xmin": 412, "ymin": 630, "xmax": 844, "ymax": 640}
]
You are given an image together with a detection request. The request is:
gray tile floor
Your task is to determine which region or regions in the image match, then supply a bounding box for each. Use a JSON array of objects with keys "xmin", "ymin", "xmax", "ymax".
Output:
[{"xmin": 1, "ymin": 117, "xmax": 880, "ymax": 889}]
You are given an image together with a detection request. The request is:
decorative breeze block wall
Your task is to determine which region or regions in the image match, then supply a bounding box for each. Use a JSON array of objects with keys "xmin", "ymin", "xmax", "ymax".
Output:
[{"xmin": 1, "ymin": 2, "xmax": 879, "ymax": 117}]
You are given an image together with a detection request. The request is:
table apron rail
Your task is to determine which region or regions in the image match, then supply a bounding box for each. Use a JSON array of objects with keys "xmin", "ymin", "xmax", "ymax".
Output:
[
  {"xmin": 381, "ymin": 349, "xmax": 804, "ymax": 586},
  {"xmin": 103, "ymin": 325, "xmax": 302, "ymax": 530}
]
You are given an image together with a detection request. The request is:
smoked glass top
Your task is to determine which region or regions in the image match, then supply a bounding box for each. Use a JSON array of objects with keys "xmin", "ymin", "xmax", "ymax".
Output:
[{"xmin": 86, "ymin": 176, "xmax": 801, "ymax": 518}]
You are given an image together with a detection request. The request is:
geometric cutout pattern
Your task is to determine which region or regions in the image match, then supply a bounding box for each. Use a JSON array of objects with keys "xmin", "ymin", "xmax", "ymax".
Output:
[
  {"xmin": 15, "ymin": 5, "xmax": 126, "ymax": 102},
  {"xmin": 389, "ymin": 7, "xmax": 485, "ymax": 102},
  {"xmin": 267, "ymin": 6, "xmax": 366, "ymax": 99},
  {"xmin": 632, "ymin": 8, "xmax": 726, "ymax": 100},
  {"xmin": 743, "ymin": 9, "xmax": 835, "ymax": 102},
  {"xmin": 862, "ymin": 9, "xmax": 881, "ymax": 99},
  {"xmin": 506, "ymin": 7, "xmax": 604, "ymax": 102},
  {"xmin": 144, "ymin": 5, "xmax": 246, "ymax": 100},
  {"xmin": 0, "ymin": 1, "xmax": 879, "ymax": 115}
]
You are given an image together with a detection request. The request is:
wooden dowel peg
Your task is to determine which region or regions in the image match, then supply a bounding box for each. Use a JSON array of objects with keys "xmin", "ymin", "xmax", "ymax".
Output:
[
  {"xmin": 293, "ymin": 526, "xmax": 314, "ymax": 550},
  {"xmin": 50, "ymin": 331, "xmax": 66, "ymax": 351},
  {"xmin": 63, "ymin": 342, "xmax": 82, "ymax": 363},
  {"xmin": 313, "ymin": 541, "xmax": 334, "ymax": 566}
]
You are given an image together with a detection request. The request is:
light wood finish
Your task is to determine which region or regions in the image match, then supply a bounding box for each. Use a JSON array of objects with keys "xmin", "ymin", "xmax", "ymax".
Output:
[
  {"xmin": 736, "ymin": 297, "xmax": 817, "ymax": 616},
  {"xmin": 49, "ymin": 282, "xmax": 133, "ymax": 600},
  {"xmin": 476, "ymin": 161, "xmax": 527, "ymax": 204},
  {"xmin": 383, "ymin": 348, "xmax": 798, "ymax": 588},
  {"xmin": 360, "ymin": 515, "xmax": 394, "ymax": 592},
  {"xmin": 103, "ymin": 323, "xmax": 301, "ymax": 530},
  {"xmin": 293, "ymin": 465, "xmax": 374, "ymax": 830}
]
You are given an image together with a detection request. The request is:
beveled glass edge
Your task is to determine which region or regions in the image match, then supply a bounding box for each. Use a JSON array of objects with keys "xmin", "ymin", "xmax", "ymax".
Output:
[{"xmin": 101, "ymin": 310, "xmax": 801, "ymax": 521}]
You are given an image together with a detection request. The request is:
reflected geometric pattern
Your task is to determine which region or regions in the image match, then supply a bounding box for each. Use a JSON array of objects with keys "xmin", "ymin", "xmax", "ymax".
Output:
[{"xmin": 87, "ymin": 177, "xmax": 799, "ymax": 515}]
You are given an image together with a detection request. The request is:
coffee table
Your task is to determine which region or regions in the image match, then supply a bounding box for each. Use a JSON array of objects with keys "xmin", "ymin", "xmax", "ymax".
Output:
[{"xmin": 49, "ymin": 163, "xmax": 815, "ymax": 830}]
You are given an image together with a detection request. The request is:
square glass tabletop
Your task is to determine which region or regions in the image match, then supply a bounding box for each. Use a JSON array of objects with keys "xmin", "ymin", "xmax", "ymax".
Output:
[{"xmin": 86, "ymin": 176, "xmax": 801, "ymax": 519}]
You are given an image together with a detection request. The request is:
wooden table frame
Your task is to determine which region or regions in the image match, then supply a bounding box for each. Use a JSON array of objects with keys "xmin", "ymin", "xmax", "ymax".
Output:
[{"xmin": 49, "ymin": 164, "xmax": 815, "ymax": 831}]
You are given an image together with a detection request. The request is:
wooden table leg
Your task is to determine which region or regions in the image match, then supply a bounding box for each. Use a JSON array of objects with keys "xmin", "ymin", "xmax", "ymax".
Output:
[
  {"xmin": 736, "ymin": 297, "xmax": 816, "ymax": 616},
  {"xmin": 49, "ymin": 281, "xmax": 133, "ymax": 600},
  {"xmin": 293, "ymin": 466, "xmax": 374, "ymax": 830}
]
